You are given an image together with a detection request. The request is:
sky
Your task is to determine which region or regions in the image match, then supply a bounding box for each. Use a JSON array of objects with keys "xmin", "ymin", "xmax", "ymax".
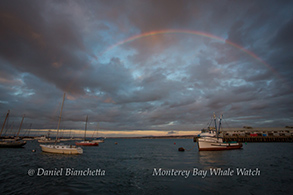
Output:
[{"xmin": 0, "ymin": 0, "xmax": 293, "ymax": 136}]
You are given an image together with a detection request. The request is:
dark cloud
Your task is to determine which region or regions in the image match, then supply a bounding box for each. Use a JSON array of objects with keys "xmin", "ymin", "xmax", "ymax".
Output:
[{"xmin": 0, "ymin": 0, "xmax": 293, "ymax": 134}]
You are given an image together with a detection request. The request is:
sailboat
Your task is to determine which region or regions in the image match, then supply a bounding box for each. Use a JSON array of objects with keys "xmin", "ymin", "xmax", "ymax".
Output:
[
  {"xmin": 0, "ymin": 110, "xmax": 27, "ymax": 148},
  {"xmin": 22, "ymin": 123, "xmax": 34, "ymax": 140},
  {"xmin": 92, "ymin": 123, "xmax": 105, "ymax": 143},
  {"xmin": 38, "ymin": 130, "xmax": 61, "ymax": 143},
  {"xmin": 75, "ymin": 116, "xmax": 99, "ymax": 146},
  {"xmin": 197, "ymin": 113, "xmax": 242, "ymax": 151},
  {"xmin": 40, "ymin": 93, "xmax": 83, "ymax": 154}
]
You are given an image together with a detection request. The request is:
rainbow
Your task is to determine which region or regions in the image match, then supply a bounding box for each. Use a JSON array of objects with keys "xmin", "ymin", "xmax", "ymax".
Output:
[{"xmin": 100, "ymin": 29, "xmax": 278, "ymax": 78}]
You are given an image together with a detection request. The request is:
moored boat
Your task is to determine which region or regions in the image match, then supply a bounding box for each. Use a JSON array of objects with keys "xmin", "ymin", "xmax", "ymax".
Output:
[
  {"xmin": 75, "ymin": 115, "xmax": 99, "ymax": 146},
  {"xmin": 39, "ymin": 93, "xmax": 83, "ymax": 155},
  {"xmin": 0, "ymin": 110, "xmax": 27, "ymax": 148},
  {"xmin": 40, "ymin": 144, "xmax": 83, "ymax": 154},
  {"xmin": 38, "ymin": 134, "xmax": 60, "ymax": 143},
  {"xmin": 92, "ymin": 139, "xmax": 104, "ymax": 143},
  {"xmin": 0, "ymin": 139, "xmax": 26, "ymax": 148},
  {"xmin": 197, "ymin": 113, "xmax": 242, "ymax": 151},
  {"xmin": 75, "ymin": 140, "xmax": 99, "ymax": 146}
]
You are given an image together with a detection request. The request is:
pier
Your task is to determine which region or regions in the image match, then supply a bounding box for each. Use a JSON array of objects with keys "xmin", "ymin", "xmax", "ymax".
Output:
[
  {"xmin": 194, "ymin": 127, "xmax": 293, "ymax": 142},
  {"xmin": 222, "ymin": 135, "xmax": 293, "ymax": 142}
]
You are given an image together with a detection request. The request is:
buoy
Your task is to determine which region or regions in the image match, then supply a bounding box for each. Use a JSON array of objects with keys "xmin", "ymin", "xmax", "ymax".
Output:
[
  {"xmin": 178, "ymin": 147, "xmax": 185, "ymax": 152},
  {"xmin": 174, "ymin": 142, "xmax": 176, "ymax": 145},
  {"xmin": 115, "ymin": 142, "xmax": 118, "ymax": 145},
  {"xmin": 32, "ymin": 149, "xmax": 36, "ymax": 153}
]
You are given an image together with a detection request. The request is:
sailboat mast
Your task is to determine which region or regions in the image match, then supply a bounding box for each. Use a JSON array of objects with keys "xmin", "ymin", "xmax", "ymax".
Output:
[
  {"xmin": 55, "ymin": 93, "xmax": 66, "ymax": 144},
  {"xmin": 16, "ymin": 114, "xmax": 25, "ymax": 137},
  {"xmin": 0, "ymin": 110, "xmax": 10, "ymax": 136},
  {"xmin": 84, "ymin": 115, "xmax": 88, "ymax": 141},
  {"xmin": 92, "ymin": 123, "xmax": 99, "ymax": 138},
  {"xmin": 6, "ymin": 121, "xmax": 14, "ymax": 136}
]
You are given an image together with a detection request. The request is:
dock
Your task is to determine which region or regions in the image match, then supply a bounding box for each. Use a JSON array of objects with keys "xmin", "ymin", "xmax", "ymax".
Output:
[
  {"xmin": 222, "ymin": 135, "xmax": 293, "ymax": 142},
  {"xmin": 194, "ymin": 126, "xmax": 293, "ymax": 142}
]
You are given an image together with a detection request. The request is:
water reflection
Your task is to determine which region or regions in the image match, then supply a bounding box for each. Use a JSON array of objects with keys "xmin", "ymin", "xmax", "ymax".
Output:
[{"xmin": 198, "ymin": 151, "xmax": 230, "ymax": 168}]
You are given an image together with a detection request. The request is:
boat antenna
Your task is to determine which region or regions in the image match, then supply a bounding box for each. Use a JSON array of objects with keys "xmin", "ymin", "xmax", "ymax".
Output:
[
  {"xmin": 55, "ymin": 93, "xmax": 66, "ymax": 145},
  {"xmin": 218, "ymin": 114, "xmax": 223, "ymax": 139},
  {"xmin": 213, "ymin": 112, "xmax": 218, "ymax": 135}
]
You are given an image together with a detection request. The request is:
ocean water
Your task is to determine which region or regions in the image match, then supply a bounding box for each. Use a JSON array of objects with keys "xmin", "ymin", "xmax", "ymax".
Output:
[{"xmin": 0, "ymin": 139, "xmax": 292, "ymax": 195}]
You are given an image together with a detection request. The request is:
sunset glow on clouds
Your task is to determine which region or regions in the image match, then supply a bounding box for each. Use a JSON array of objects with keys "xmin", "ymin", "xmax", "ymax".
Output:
[{"xmin": 0, "ymin": 0, "xmax": 292, "ymax": 135}]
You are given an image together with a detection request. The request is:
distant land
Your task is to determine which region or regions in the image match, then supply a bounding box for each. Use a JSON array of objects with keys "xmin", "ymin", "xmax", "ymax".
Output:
[{"xmin": 106, "ymin": 135, "xmax": 196, "ymax": 139}]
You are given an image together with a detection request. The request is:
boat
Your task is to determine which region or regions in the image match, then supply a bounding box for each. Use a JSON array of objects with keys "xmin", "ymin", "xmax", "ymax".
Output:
[
  {"xmin": 22, "ymin": 124, "xmax": 34, "ymax": 140},
  {"xmin": 38, "ymin": 131, "xmax": 60, "ymax": 143},
  {"xmin": 92, "ymin": 139, "xmax": 104, "ymax": 143},
  {"xmin": 40, "ymin": 93, "xmax": 83, "ymax": 154},
  {"xmin": 40, "ymin": 144, "xmax": 83, "ymax": 154},
  {"xmin": 75, "ymin": 140, "xmax": 99, "ymax": 146},
  {"xmin": 75, "ymin": 116, "xmax": 99, "ymax": 146},
  {"xmin": 38, "ymin": 138, "xmax": 60, "ymax": 143},
  {"xmin": 59, "ymin": 138, "xmax": 73, "ymax": 142},
  {"xmin": 22, "ymin": 137, "xmax": 34, "ymax": 141},
  {"xmin": 91, "ymin": 123, "xmax": 104, "ymax": 143},
  {"xmin": 0, "ymin": 110, "xmax": 27, "ymax": 148},
  {"xmin": 0, "ymin": 139, "xmax": 26, "ymax": 148},
  {"xmin": 197, "ymin": 113, "xmax": 242, "ymax": 151},
  {"xmin": 59, "ymin": 129, "xmax": 74, "ymax": 141}
]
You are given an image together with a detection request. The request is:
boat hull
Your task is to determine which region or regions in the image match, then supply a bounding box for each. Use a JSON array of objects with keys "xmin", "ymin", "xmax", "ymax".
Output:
[
  {"xmin": 197, "ymin": 137, "xmax": 242, "ymax": 151},
  {"xmin": 38, "ymin": 139, "xmax": 60, "ymax": 143},
  {"xmin": 40, "ymin": 144, "xmax": 83, "ymax": 154},
  {"xmin": 75, "ymin": 141, "xmax": 99, "ymax": 146},
  {"xmin": 0, "ymin": 140, "xmax": 26, "ymax": 148},
  {"xmin": 92, "ymin": 140, "xmax": 104, "ymax": 143}
]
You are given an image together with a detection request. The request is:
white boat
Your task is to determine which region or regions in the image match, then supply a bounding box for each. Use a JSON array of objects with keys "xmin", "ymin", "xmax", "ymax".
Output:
[
  {"xmin": 40, "ymin": 144, "xmax": 83, "ymax": 154},
  {"xmin": 91, "ymin": 123, "xmax": 104, "ymax": 143},
  {"xmin": 38, "ymin": 134, "xmax": 60, "ymax": 143},
  {"xmin": 197, "ymin": 113, "xmax": 242, "ymax": 151},
  {"xmin": 39, "ymin": 93, "xmax": 83, "ymax": 155},
  {"xmin": 59, "ymin": 138, "xmax": 73, "ymax": 141},
  {"xmin": 22, "ymin": 138, "xmax": 34, "ymax": 141},
  {"xmin": 38, "ymin": 138, "xmax": 60, "ymax": 143},
  {"xmin": 92, "ymin": 139, "xmax": 104, "ymax": 143}
]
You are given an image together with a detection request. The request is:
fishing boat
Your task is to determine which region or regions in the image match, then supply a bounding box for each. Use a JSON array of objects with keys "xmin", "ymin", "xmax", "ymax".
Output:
[
  {"xmin": 75, "ymin": 116, "xmax": 99, "ymax": 146},
  {"xmin": 197, "ymin": 113, "xmax": 242, "ymax": 151},
  {"xmin": 0, "ymin": 110, "xmax": 27, "ymax": 148},
  {"xmin": 40, "ymin": 93, "xmax": 83, "ymax": 154}
]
